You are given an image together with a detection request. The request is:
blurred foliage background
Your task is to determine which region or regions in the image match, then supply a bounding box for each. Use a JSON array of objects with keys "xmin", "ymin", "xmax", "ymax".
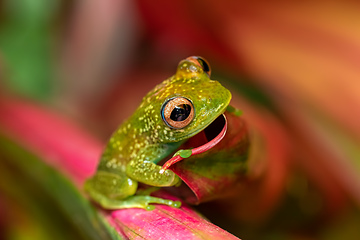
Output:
[{"xmin": 1, "ymin": 0, "xmax": 360, "ymax": 239}]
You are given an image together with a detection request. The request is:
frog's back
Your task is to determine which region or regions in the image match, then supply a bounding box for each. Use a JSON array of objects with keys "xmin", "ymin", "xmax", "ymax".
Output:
[{"xmin": 97, "ymin": 114, "xmax": 148, "ymax": 172}]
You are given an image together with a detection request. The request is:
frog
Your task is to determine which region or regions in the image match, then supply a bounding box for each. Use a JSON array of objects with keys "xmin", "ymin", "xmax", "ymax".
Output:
[{"xmin": 84, "ymin": 56, "xmax": 232, "ymax": 210}]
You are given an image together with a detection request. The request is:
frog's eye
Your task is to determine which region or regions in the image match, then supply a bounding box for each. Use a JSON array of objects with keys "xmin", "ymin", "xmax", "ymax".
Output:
[
  {"xmin": 186, "ymin": 56, "xmax": 211, "ymax": 77},
  {"xmin": 161, "ymin": 97, "xmax": 195, "ymax": 129}
]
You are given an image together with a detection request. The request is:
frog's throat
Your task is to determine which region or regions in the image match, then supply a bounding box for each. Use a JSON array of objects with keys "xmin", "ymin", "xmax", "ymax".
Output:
[{"xmin": 160, "ymin": 114, "xmax": 227, "ymax": 173}]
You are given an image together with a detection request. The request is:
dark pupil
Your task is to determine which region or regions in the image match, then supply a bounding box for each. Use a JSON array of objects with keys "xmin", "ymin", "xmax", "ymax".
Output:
[
  {"xmin": 198, "ymin": 58, "xmax": 210, "ymax": 74},
  {"xmin": 170, "ymin": 104, "xmax": 191, "ymax": 121}
]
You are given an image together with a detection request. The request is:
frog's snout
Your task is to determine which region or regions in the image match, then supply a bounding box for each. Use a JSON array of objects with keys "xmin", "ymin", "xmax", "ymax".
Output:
[{"xmin": 212, "ymin": 81, "xmax": 232, "ymax": 106}]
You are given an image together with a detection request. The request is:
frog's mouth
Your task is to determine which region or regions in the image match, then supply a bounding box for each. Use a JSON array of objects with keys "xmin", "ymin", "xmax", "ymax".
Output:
[{"xmin": 160, "ymin": 114, "xmax": 227, "ymax": 173}]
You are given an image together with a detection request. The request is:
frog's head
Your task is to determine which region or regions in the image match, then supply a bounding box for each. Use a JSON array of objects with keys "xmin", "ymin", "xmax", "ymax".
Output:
[{"xmin": 140, "ymin": 56, "xmax": 231, "ymax": 144}]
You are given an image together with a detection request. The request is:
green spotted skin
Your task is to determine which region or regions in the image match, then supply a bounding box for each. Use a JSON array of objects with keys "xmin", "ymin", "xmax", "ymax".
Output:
[{"xmin": 84, "ymin": 58, "xmax": 232, "ymax": 210}]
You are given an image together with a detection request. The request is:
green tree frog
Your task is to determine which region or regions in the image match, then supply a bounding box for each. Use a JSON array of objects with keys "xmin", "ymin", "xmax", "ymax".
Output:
[{"xmin": 84, "ymin": 56, "xmax": 232, "ymax": 210}]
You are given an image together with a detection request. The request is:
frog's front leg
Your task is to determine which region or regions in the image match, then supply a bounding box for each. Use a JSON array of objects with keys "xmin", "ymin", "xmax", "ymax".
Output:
[
  {"xmin": 100, "ymin": 157, "xmax": 182, "ymax": 210},
  {"xmin": 85, "ymin": 170, "xmax": 181, "ymax": 210},
  {"xmin": 126, "ymin": 144, "xmax": 181, "ymax": 187},
  {"xmin": 126, "ymin": 158, "xmax": 181, "ymax": 187},
  {"xmin": 85, "ymin": 144, "xmax": 182, "ymax": 210}
]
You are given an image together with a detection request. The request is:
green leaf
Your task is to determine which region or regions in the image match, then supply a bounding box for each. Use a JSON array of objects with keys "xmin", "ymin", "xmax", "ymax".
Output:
[{"xmin": 0, "ymin": 135, "xmax": 123, "ymax": 240}]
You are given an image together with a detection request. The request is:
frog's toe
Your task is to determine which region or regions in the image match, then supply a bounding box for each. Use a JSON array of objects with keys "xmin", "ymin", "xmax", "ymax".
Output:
[
  {"xmin": 145, "ymin": 205, "xmax": 156, "ymax": 211},
  {"xmin": 133, "ymin": 196, "xmax": 182, "ymax": 210},
  {"xmin": 172, "ymin": 201, "xmax": 181, "ymax": 208}
]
